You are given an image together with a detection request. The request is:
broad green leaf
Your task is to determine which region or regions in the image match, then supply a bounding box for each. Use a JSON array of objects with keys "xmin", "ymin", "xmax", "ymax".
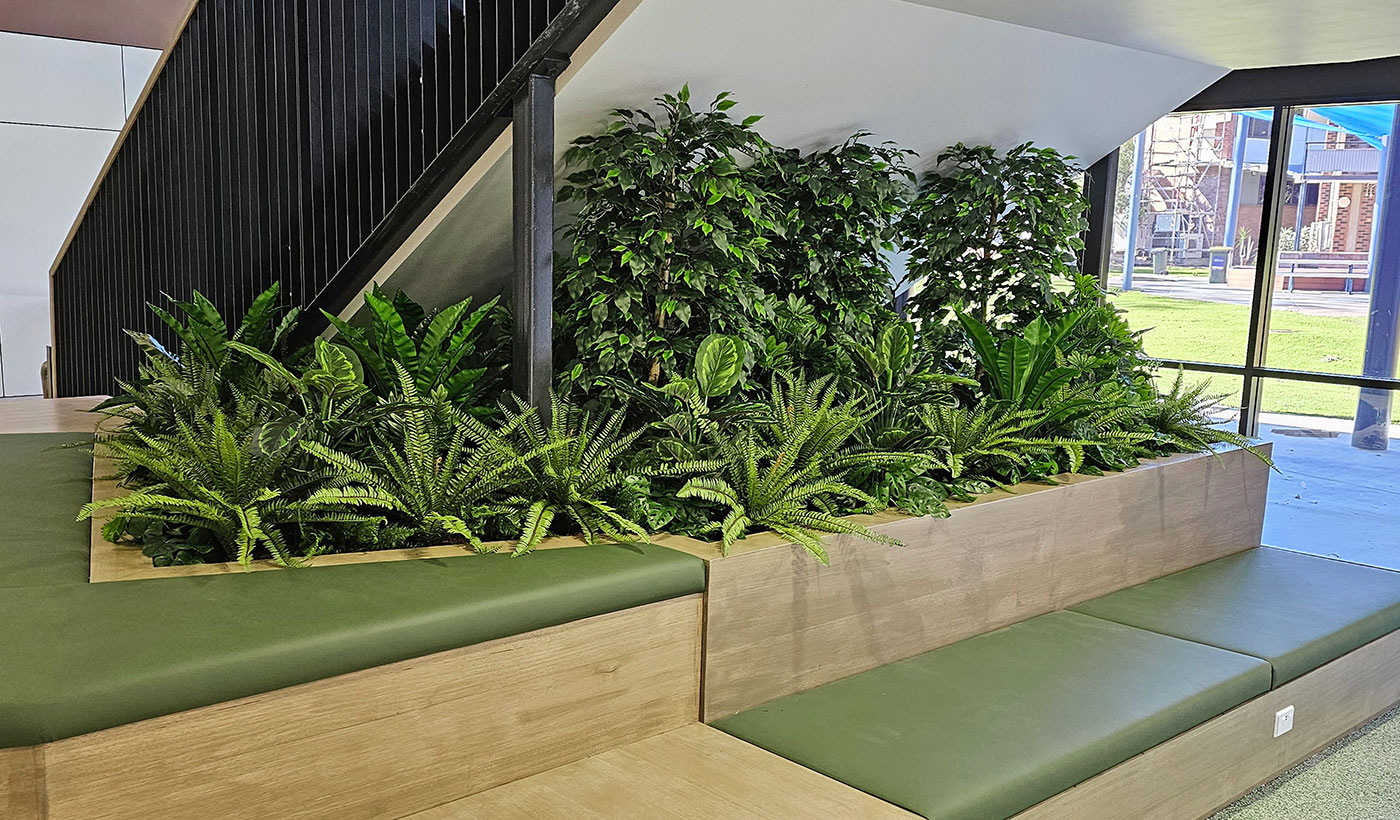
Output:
[{"xmin": 694, "ymin": 334, "xmax": 746, "ymax": 398}]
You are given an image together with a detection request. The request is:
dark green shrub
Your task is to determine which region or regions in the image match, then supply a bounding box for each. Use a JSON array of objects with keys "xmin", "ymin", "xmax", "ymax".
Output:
[
  {"xmin": 902, "ymin": 143, "xmax": 1088, "ymax": 331},
  {"xmin": 556, "ymin": 87, "xmax": 778, "ymax": 401}
]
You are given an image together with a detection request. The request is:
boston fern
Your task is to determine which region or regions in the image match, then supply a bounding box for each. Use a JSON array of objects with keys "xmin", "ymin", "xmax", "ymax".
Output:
[
  {"xmin": 679, "ymin": 375, "xmax": 915, "ymax": 563},
  {"xmin": 918, "ymin": 401, "xmax": 1075, "ymax": 481},
  {"xmin": 96, "ymin": 282, "xmax": 301, "ymax": 440},
  {"xmin": 1142, "ymin": 371, "xmax": 1273, "ymax": 463},
  {"xmin": 496, "ymin": 395, "xmax": 715, "ymax": 554},
  {"xmin": 80, "ymin": 407, "xmax": 398, "ymax": 568},
  {"xmin": 302, "ymin": 364, "xmax": 552, "ymax": 551}
]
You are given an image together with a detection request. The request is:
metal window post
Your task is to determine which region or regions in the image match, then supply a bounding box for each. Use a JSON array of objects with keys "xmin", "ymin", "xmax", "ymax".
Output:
[
  {"xmin": 1082, "ymin": 150, "xmax": 1120, "ymax": 291},
  {"xmin": 1122, "ymin": 130, "xmax": 1147, "ymax": 291},
  {"xmin": 1221, "ymin": 113, "xmax": 1250, "ymax": 268},
  {"xmin": 512, "ymin": 56, "xmax": 567, "ymax": 421},
  {"xmin": 1238, "ymin": 105, "xmax": 1295, "ymax": 437},
  {"xmin": 1353, "ymin": 103, "xmax": 1400, "ymax": 450}
]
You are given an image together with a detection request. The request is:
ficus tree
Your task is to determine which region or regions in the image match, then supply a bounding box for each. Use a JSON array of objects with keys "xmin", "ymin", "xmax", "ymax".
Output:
[
  {"xmin": 751, "ymin": 134, "xmax": 916, "ymax": 357},
  {"xmin": 555, "ymin": 86, "xmax": 779, "ymax": 402},
  {"xmin": 901, "ymin": 142, "xmax": 1089, "ymax": 333}
]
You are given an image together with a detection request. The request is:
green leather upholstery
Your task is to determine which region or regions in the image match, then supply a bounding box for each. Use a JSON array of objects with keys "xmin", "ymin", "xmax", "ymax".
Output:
[
  {"xmin": 0, "ymin": 430, "xmax": 704, "ymax": 747},
  {"xmin": 1074, "ymin": 547, "xmax": 1400, "ymax": 687},
  {"xmin": 0, "ymin": 433, "xmax": 95, "ymax": 589},
  {"xmin": 714, "ymin": 610, "xmax": 1270, "ymax": 820},
  {"xmin": 0, "ymin": 544, "xmax": 704, "ymax": 748}
]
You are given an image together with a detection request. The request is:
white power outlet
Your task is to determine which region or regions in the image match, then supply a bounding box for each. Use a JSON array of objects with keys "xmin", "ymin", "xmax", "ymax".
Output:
[{"xmin": 1274, "ymin": 705, "xmax": 1295, "ymax": 738}]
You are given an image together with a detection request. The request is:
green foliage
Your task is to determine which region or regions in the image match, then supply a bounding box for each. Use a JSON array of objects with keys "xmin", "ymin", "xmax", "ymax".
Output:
[
  {"xmin": 82, "ymin": 96, "xmax": 1266, "ymax": 571},
  {"xmin": 301, "ymin": 364, "xmax": 552, "ymax": 551},
  {"xmin": 80, "ymin": 406, "xmax": 397, "ymax": 568},
  {"xmin": 750, "ymin": 135, "xmax": 915, "ymax": 366},
  {"xmin": 957, "ymin": 309, "xmax": 1089, "ymax": 413},
  {"xmin": 495, "ymin": 395, "xmax": 713, "ymax": 554},
  {"xmin": 1056, "ymin": 274, "xmax": 1154, "ymax": 389},
  {"xmin": 227, "ymin": 336, "xmax": 375, "ymax": 452},
  {"xmin": 1142, "ymin": 371, "xmax": 1273, "ymax": 463},
  {"xmin": 323, "ymin": 287, "xmax": 502, "ymax": 407},
  {"xmin": 903, "ymin": 143, "xmax": 1088, "ymax": 331},
  {"xmin": 678, "ymin": 375, "xmax": 916, "ymax": 563},
  {"xmin": 693, "ymin": 333, "xmax": 747, "ymax": 398},
  {"xmin": 919, "ymin": 401, "xmax": 1077, "ymax": 482},
  {"xmin": 556, "ymin": 87, "xmax": 779, "ymax": 399},
  {"xmin": 95, "ymin": 283, "xmax": 301, "ymax": 441}
]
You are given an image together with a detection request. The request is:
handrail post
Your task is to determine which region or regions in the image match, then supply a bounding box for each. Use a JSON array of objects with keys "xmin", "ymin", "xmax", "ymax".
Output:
[{"xmin": 512, "ymin": 55, "xmax": 568, "ymax": 423}]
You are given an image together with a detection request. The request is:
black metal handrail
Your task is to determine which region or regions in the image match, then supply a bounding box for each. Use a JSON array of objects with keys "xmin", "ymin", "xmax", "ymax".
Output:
[{"xmin": 51, "ymin": 0, "xmax": 611, "ymax": 397}]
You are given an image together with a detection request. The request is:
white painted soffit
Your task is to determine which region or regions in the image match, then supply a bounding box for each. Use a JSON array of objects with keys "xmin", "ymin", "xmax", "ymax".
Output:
[
  {"xmin": 371, "ymin": 0, "xmax": 1227, "ymax": 310},
  {"xmin": 901, "ymin": 0, "xmax": 1400, "ymax": 70}
]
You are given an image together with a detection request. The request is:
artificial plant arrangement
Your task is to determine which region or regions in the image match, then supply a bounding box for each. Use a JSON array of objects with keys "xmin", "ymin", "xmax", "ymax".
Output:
[
  {"xmin": 901, "ymin": 142, "xmax": 1090, "ymax": 333},
  {"xmin": 84, "ymin": 87, "xmax": 1267, "ymax": 570}
]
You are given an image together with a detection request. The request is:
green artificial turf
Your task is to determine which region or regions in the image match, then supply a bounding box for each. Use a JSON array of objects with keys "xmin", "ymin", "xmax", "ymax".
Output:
[{"xmin": 1114, "ymin": 291, "xmax": 1400, "ymax": 422}]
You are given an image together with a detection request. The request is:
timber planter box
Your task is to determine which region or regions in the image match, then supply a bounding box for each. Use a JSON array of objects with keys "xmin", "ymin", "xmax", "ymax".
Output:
[
  {"xmin": 89, "ymin": 447, "xmax": 1272, "ymax": 622},
  {"xmin": 669, "ymin": 445, "xmax": 1274, "ymax": 721}
]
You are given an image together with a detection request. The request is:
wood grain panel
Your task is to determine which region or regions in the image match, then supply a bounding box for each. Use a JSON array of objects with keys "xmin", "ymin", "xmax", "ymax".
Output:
[
  {"xmin": 39, "ymin": 595, "xmax": 702, "ymax": 820},
  {"xmin": 701, "ymin": 446, "xmax": 1272, "ymax": 719},
  {"xmin": 1015, "ymin": 627, "xmax": 1400, "ymax": 820},
  {"xmin": 0, "ymin": 746, "xmax": 44, "ymax": 820},
  {"xmin": 406, "ymin": 723, "xmax": 917, "ymax": 819},
  {"xmin": 0, "ymin": 397, "xmax": 106, "ymax": 435}
]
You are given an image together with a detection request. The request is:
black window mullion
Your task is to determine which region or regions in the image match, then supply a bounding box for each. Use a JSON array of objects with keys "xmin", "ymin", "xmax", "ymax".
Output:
[{"xmin": 1238, "ymin": 104, "xmax": 1296, "ymax": 437}]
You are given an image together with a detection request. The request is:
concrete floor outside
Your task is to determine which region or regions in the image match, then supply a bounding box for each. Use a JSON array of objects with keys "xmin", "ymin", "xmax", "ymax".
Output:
[{"xmin": 1258, "ymin": 417, "xmax": 1400, "ymax": 570}]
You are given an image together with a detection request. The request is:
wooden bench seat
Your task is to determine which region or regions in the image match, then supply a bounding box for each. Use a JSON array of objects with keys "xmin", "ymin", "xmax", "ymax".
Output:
[{"xmin": 709, "ymin": 548, "xmax": 1400, "ymax": 819}]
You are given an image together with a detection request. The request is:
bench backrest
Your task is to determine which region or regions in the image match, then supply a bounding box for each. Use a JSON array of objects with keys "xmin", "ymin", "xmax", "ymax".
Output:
[{"xmin": 699, "ymin": 446, "xmax": 1272, "ymax": 719}]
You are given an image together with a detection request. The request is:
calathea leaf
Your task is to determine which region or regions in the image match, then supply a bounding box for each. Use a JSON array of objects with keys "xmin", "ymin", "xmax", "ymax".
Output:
[{"xmin": 694, "ymin": 334, "xmax": 747, "ymax": 398}]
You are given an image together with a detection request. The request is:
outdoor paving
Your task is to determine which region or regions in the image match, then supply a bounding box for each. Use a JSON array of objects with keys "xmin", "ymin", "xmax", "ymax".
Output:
[
  {"xmin": 1258, "ymin": 423, "xmax": 1400, "ymax": 570},
  {"xmin": 1111, "ymin": 273, "xmax": 1372, "ymax": 318}
]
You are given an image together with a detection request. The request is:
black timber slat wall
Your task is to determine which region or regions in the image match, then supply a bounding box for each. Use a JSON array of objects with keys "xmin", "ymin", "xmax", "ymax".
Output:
[{"xmin": 52, "ymin": 0, "xmax": 573, "ymax": 397}]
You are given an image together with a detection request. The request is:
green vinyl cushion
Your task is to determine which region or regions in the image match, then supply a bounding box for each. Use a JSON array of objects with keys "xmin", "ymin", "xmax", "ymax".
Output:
[
  {"xmin": 0, "ymin": 433, "xmax": 95, "ymax": 589},
  {"xmin": 713, "ymin": 610, "xmax": 1270, "ymax": 820},
  {"xmin": 1073, "ymin": 547, "xmax": 1400, "ymax": 687},
  {"xmin": 0, "ymin": 544, "xmax": 704, "ymax": 748}
]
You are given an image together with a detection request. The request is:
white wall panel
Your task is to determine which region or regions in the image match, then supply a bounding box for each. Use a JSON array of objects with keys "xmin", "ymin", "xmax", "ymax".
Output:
[
  {"xmin": 0, "ymin": 295, "xmax": 51, "ymax": 396},
  {"xmin": 0, "ymin": 123, "xmax": 118, "ymax": 288},
  {"xmin": 121, "ymin": 46, "xmax": 161, "ymax": 116},
  {"xmin": 0, "ymin": 116, "xmax": 121, "ymax": 396},
  {"xmin": 0, "ymin": 32, "xmax": 126, "ymax": 130}
]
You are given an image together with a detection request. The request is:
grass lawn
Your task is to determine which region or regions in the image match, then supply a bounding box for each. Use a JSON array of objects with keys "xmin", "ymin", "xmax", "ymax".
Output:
[{"xmin": 1115, "ymin": 291, "xmax": 1400, "ymax": 422}]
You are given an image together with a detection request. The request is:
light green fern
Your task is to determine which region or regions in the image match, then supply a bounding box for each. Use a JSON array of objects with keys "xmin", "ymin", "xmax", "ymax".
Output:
[{"xmin": 80, "ymin": 407, "xmax": 396, "ymax": 568}]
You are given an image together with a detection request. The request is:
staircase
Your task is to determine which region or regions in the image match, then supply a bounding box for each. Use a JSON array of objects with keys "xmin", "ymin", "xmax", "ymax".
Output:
[{"xmin": 49, "ymin": 0, "xmax": 611, "ymax": 397}]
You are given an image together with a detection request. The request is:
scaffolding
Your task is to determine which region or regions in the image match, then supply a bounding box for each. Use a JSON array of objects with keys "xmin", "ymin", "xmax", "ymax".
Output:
[{"xmin": 1139, "ymin": 112, "xmax": 1233, "ymax": 264}]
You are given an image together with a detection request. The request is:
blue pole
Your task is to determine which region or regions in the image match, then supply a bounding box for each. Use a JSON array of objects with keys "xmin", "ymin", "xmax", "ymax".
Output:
[
  {"xmin": 1353, "ymin": 104, "xmax": 1400, "ymax": 450},
  {"xmin": 1222, "ymin": 114, "xmax": 1250, "ymax": 263},
  {"xmin": 1122, "ymin": 130, "xmax": 1146, "ymax": 291}
]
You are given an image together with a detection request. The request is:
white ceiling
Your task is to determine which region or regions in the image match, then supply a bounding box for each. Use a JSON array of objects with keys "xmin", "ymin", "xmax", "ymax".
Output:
[
  {"xmin": 377, "ymin": 0, "xmax": 1227, "ymax": 310},
  {"xmin": 903, "ymin": 0, "xmax": 1400, "ymax": 69}
]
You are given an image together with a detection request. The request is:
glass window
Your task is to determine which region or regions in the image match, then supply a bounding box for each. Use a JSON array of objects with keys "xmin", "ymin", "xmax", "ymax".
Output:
[
  {"xmin": 1257, "ymin": 379, "xmax": 1400, "ymax": 569},
  {"xmin": 1265, "ymin": 103, "xmax": 1399, "ymax": 380},
  {"xmin": 1110, "ymin": 110, "xmax": 1273, "ymax": 365}
]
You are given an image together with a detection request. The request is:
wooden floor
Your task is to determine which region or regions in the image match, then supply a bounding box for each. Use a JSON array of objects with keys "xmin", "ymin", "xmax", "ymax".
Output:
[
  {"xmin": 403, "ymin": 723, "xmax": 917, "ymax": 819},
  {"xmin": 0, "ymin": 396, "xmax": 105, "ymax": 435}
]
